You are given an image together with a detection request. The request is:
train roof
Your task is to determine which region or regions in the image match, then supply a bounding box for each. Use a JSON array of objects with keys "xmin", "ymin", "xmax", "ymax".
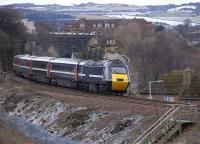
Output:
[
  {"xmin": 15, "ymin": 55, "xmax": 126, "ymax": 66},
  {"xmin": 14, "ymin": 55, "xmax": 28, "ymax": 58},
  {"xmin": 79, "ymin": 60, "xmax": 109, "ymax": 66},
  {"xmin": 32, "ymin": 56, "xmax": 55, "ymax": 62},
  {"xmin": 20, "ymin": 55, "xmax": 37, "ymax": 60},
  {"xmin": 50, "ymin": 58, "xmax": 82, "ymax": 65}
]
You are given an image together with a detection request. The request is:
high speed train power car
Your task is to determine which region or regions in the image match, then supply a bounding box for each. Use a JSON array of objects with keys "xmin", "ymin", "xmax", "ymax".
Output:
[{"xmin": 13, "ymin": 55, "xmax": 130, "ymax": 95}]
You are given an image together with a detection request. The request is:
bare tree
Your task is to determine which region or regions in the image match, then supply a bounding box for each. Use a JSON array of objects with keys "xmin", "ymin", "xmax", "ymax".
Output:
[
  {"xmin": 112, "ymin": 23, "xmax": 194, "ymax": 90},
  {"xmin": 0, "ymin": 8, "xmax": 27, "ymax": 71}
]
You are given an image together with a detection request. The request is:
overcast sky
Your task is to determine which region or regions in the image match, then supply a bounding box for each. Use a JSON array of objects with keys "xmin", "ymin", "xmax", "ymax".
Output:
[{"xmin": 0, "ymin": 0, "xmax": 200, "ymax": 6}]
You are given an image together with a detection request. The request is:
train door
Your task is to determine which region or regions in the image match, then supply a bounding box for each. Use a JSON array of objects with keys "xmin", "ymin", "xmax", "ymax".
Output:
[{"xmin": 84, "ymin": 66, "xmax": 89, "ymax": 82}]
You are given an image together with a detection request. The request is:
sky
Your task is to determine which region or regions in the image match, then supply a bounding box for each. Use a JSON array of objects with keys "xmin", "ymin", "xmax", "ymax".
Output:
[{"xmin": 0, "ymin": 0, "xmax": 200, "ymax": 6}]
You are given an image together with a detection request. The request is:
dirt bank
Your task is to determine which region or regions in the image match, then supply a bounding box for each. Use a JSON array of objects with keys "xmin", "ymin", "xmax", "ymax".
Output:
[{"xmin": 0, "ymin": 80, "xmax": 165, "ymax": 143}]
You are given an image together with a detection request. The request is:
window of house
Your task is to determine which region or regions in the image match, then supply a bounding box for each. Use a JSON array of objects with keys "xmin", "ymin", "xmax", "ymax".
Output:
[
  {"xmin": 93, "ymin": 24, "xmax": 96, "ymax": 28},
  {"xmin": 111, "ymin": 23, "xmax": 115, "ymax": 28},
  {"xmin": 79, "ymin": 23, "xmax": 85, "ymax": 29},
  {"xmin": 68, "ymin": 25, "xmax": 72, "ymax": 28},
  {"xmin": 105, "ymin": 23, "xmax": 110, "ymax": 28},
  {"xmin": 97, "ymin": 23, "xmax": 102, "ymax": 28}
]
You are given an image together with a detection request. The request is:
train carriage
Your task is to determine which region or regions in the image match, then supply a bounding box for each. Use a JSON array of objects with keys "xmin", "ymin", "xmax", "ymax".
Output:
[
  {"xmin": 13, "ymin": 55, "xmax": 36, "ymax": 78},
  {"xmin": 31, "ymin": 57, "xmax": 54, "ymax": 81},
  {"xmin": 13, "ymin": 55, "xmax": 23, "ymax": 75},
  {"xmin": 49, "ymin": 58, "xmax": 81, "ymax": 86}
]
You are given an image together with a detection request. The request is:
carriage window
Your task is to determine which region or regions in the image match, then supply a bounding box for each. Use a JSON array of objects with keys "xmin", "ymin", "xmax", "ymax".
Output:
[
  {"xmin": 25, "ymin": 60, "xmax": 30, "ymax": 66},
  {"xmin": 52, "ymin": 64, "xmax": 62, "ymax": 71},
  {"xmin": 111, "ymin": 67, "xmax": 127, "ymax": 74},
  {"xmin": 21, "ymin": 60, "xmax": 30, "ymax": 66},
  {"xmin": 79, "ymin": 66, "xmax": 84, "ymax": 74},
  {"xmin": 32, "ymin": 61, "xmax": 47, "ymax": 69},
  {"xmin": 52, "ymin": 64, "xmax": 74, "ymax": 72},
  {"xmin": 66, "ymin": 65, "xmax": 74, "ymax": 72},
  {"xmin": 90, "ymin": 67, "xmax": 103, "ymax": 75}
]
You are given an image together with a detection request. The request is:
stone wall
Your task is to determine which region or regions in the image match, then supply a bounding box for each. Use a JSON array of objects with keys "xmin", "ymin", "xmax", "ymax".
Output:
[{"xmin": 51, "ymin": 34, "xmax": 93, "ymax": 58}]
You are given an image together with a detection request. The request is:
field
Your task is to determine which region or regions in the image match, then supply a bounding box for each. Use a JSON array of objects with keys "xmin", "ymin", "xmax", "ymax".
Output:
[
  {"xmin": 146, "ymin": 12, "xmax": 200, "ymax": 24},
  {"xmin": 76, "ymin": 14, "xmax": 111, "ymax": 20}
]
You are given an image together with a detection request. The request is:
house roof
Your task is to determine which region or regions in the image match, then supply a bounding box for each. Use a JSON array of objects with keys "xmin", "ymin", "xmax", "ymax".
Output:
[{"xmin": 64, "ymin": 18, "xmax": 154, "ymax": 33}]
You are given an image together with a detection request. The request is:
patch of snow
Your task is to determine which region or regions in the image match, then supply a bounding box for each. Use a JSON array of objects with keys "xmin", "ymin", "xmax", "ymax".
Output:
[
  {"xmin": 71, "ymin": 107, "xmax": 87, "ymax": 112},
  {"xmin": 26, "ymin": 6, "xmax": 49, "ymax": 11},
  {"xmin": 108, "ymin": 15, "xmax": 199, "ymax": 26},
  {"xmin": 87, "ymin": 111, "xmax": 109, "ymax": 122},
  {"xmin": 1, "ymin": 87, "xmax": 149, "ymax": 144},
  {"xmin": 168, "ymin": 5, "xmax": 196, "ymax": 12},
  {"xmin": 96, "ymin": 115, "xmax": 143, "ymax": 144}
]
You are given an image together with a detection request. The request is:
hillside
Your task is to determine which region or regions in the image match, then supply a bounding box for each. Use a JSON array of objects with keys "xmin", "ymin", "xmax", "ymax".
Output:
[{"xmin": 1, "ymin": 2, "xmax": 200, "ymax": 27}]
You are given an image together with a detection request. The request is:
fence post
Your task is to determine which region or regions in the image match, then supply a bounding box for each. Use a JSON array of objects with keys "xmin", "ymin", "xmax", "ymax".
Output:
[
  {"xmin": 0, "ymin": 63, "xmax": 2, "ymax": 81},
  {"xmin": 178, "ymin": 107, "xmax": 182, "ymax": 135}
]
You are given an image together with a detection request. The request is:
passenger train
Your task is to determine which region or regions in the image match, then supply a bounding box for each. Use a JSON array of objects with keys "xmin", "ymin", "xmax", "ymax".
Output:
[{"xmin": 13, "ymin": 55, "xmax": 130, "ymax": 95}]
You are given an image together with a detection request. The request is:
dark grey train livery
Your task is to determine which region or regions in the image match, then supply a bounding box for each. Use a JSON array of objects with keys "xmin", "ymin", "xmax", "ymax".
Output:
[{"xmin": 13, "ymin": 55, "xmax": 130, "ymax": 94}]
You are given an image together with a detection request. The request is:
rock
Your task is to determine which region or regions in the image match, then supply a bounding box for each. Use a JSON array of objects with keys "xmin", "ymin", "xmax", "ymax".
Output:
[{"xmin": 111, "ymin": 119, "xmax": 134, "ymax": 134}]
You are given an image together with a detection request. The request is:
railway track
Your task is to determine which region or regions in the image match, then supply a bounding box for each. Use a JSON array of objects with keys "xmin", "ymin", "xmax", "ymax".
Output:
[{"xmin": 10, "ymin": 75, "xmax": 182, "ymax": 108}]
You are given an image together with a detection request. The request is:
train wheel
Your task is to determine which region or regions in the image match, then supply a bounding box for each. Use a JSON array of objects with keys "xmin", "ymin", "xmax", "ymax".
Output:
[
  {"xmin": 76, "ymin": 82, "xmax": 80, "ymax": 89},
  {"xmin": 116, "ymin": 93, "xmax": 123, "ymax": 96},
  {"xmin": 78, "ymin": 83, "xmax": 84, "ymax": 90},
  {"xmin": 48, "ymin": 78, "xmax": 52, "ymax": 84},
  {"xmin": 84, "ymin": 83, "xmax": 89, "ymax": 91},
  {"xmin": 100, "ymin": 85, "xmax": 107, "ymax": 93},
  {"xmin": 96, "ymin": 84, "xmax": 100, "ymax": 93},
  {"xmin": 51, "ymin": 79, "xmax": 57, "ymax": 85},
  {"xmin": 71, "ymin": 81, "xmax": 77, "ymax": 89},
  {"xmin": 29, "ymin": 75, "xmax": 33, "ymax": 80}
]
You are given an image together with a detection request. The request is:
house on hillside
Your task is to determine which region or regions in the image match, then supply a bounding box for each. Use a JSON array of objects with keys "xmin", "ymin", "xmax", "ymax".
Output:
[
  {"xmin": 21, "ymin": 19, "xmax": 36, "ymax": 33},
  {"xmin": 51, "ymin": 18, "xmax": 154, "ymax": 59},
  {"xmin": 64, "ymin": 18, "xmax": 154, "ymax": 34},
  {"xmin": 140, "ymin": 69, "xmax": 200, "ymax": 104}
]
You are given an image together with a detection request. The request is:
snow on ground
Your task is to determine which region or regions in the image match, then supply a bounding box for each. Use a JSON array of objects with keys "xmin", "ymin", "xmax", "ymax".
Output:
[
  {"xmin": 168, "ymin": 5, "xmax": 196, "ymax": 12},
  {"xmin": 107, "ymin": 15, "xmax": 199, "ymax": 26}
]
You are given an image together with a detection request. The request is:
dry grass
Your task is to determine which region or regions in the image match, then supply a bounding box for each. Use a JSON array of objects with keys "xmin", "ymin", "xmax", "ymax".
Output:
[{"xmin": 170, "ymin": 113, "xmax": 200, "ymax": 144}]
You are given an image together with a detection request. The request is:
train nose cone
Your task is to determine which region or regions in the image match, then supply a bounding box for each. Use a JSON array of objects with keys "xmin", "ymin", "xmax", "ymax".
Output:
[{"xmin": 111, "ymin": 74, "xmax": 129, "ymax": 91}]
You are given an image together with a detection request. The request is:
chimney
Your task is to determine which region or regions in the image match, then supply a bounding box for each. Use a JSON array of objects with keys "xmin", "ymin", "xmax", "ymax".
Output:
[{"xmin": 183, "ymin": 68, "xmax": 193, "ymax": 89}]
